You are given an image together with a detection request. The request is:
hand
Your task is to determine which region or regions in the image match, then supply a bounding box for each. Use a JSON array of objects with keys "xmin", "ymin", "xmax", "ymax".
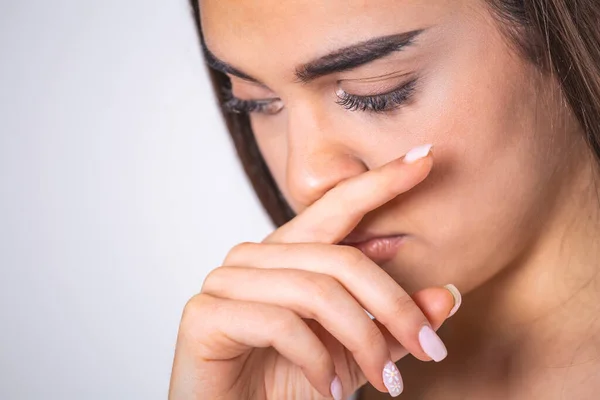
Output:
[{"xmin": 169, "ymin": 145, "xmax": 461, "ymax": 399}]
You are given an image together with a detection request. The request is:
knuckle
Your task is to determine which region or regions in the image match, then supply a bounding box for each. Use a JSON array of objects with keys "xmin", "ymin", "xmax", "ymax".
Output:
[
  {"xmin": 223, "ymin": 241, "xmax": 256, "ymax": 265},
  {"xmin": 180, "ymin": 294, "xmax": 212, "ymax": 336},
  {"xmin": 337, "ymin": 245, "xmax": 366, "ymax": 266},
  {"xmin": 301, "ymin": 274, "xmax": 340, "ymax": 312},
  {"xmin": 178, "ymin": 295, "xmax": 238, "ymax": 360},
  {"xmin": 182, "ymin": 294, "xmax": 207, "ymax": 319},
  {"xmin": 345, "ymin": 321, "xmax": 386, "ymax": 355},
  {"xmin": 386, "ymin": 293, "xmax": 421, "ymax": 323},
  {"xmin": 355, "ymin": 324, "xmax": 387, "ymax": 356},
  {"xmin": 200, "ymin": 266, "xmax": 233, "ymax": 294},
  {"xmin": 302, "ymin": 344, "xmax": 332, "ymax": 374},
  {"xmin": 364, "ymin": 323, "xmax": 386, "ymax": 349},
  {"xmin": 200, "ymin": 267, "xmax": 222, "ymax": 293},
  {"xmin": 270, "ymin": 308, "xmax": 299, "ymax": 337}
]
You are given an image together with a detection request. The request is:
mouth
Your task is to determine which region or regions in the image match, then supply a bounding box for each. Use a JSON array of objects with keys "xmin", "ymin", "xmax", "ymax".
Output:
[{"xmin": 340, "ymin": 234, "xmax": 407, "ymax": 265}]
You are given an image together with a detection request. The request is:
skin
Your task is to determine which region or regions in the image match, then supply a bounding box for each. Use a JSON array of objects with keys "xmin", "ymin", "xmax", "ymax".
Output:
[
  {"xmin": 170, "ymin": 155, "xmax": 457, "ymax": 399},
  {"xmin": 173, "ymin": 0, "xmax": 600, "ymax": 398}
]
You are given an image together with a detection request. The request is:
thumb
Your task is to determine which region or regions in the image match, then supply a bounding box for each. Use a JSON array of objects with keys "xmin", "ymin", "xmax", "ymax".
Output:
[
  {"xmin": 378, "ymin": 285, "xmax": 462, "ymax": 361},
  {"xmin": 344, "ymin": 285, "xmax": 461, "ymax": 395}
]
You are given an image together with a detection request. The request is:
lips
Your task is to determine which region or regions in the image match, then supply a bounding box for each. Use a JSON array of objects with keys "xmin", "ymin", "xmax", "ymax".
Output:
[{"xmin": 341, "ymin": 235, "xmax": 406, "ymax": 264}]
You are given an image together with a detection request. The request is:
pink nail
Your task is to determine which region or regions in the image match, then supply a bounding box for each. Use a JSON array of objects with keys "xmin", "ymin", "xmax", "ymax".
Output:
[
  {"xmin": 382, "ymin": 360, "xmax": 403, "ymax": 397},
  {"xmin": 419, "ymin": 325, "xmax": 448, "ymax": 362},
  {"xmin": 330, "ymin": 375, "xmax": 343, "ymax": 400}
]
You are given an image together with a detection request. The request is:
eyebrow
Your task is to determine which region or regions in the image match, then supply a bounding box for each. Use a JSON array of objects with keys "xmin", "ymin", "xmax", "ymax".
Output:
[
  {"xmin": 202, "ymin": 29, "xmax": 424, "ymax": 85},
  {"xmin": 202, "ymin": 41, "xmax": 259, "ymax": 83}
]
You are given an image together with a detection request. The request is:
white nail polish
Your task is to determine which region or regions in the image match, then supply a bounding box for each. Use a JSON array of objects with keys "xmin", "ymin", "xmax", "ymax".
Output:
[
  {"xmin": 444, "ymin": 284, "xmax": 462, "ymax": 318},
  {"xmin": 382, "ymin": 360, "xmax": 403, "ymax": 397},
  {"xmin": 404, "ymin": 144, "xmax": 433, "ymax": 164}
]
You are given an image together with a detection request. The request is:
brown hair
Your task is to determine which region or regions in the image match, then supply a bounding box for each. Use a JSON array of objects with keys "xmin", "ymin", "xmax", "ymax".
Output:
[{"xmin": 189, "ymin": 0, "xmax": 600, "ymax": 228}]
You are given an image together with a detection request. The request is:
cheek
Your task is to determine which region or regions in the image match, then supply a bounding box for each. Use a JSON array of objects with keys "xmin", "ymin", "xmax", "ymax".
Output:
[
  {"xmin": 393, "ymin": 43, "xmax": 571, "ymax": 290},
  {"xmin": 250, "ymin": 115, "xmax": 290, "ymax": 197}
]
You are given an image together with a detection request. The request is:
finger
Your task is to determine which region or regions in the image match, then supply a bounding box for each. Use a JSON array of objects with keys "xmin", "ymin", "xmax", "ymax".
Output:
[
  {"xmin": 347, "ymin": 285, "xmax": 461, "ymax": 391},
  {"xmin": 202, "ymin": 266, "xmax": 393, "ymax": 393},
  {"xmin": 178, "ymin": 294, "xmax": 337, "ymax": 399},
  {"xmin": 223, "ymin": 242, "xmax": 447, "ymax": 363},
  {"xmin": 384, "ymin": 285, "xmax": 461, "ymax": 361},
  {"xmin": 264, "ymin": 144, "xmax": 434, "ymax": 245}
]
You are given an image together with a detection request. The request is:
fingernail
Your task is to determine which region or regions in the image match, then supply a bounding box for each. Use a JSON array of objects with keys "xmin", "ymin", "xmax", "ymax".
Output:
[
  {"xmin": 419, "ymin": 325, "xmax": 448, "ymax": 362},
  {"xmin": 444, "ymin": 284, "xmax": 462, "ymax": 318},
  {"xmin": 363, "ymin": 308, "xmax": 376, "ymax": 320},
  {"xmin": 382, "ymin": 360, "xmax": 404, "ymax": 397},
  {"xmin": 330, "ymin": 375, "xmax": 343, "ymax": 400},
  {"xmin": 403, "ymin": 144, "xmax": 433, "ymax": 164}
]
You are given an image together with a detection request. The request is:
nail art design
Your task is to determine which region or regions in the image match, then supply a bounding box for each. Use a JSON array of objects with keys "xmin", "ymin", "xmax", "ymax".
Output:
[{"xmin": 382, "ymin": 360, "xmax": 404, "ymax": 397}]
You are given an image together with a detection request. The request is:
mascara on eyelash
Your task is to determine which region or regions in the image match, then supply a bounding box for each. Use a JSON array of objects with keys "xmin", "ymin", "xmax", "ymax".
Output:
[
  {"xmin": 335, "ymin": 78, "xmax": 418, "ymax": 112},
  {"xmin": 221, "ymin": 77, "xmax": 418, "ymax": 115},
  {"xmin": 221, "ymin": 86, "xmax": 282, "ymax": 114}
]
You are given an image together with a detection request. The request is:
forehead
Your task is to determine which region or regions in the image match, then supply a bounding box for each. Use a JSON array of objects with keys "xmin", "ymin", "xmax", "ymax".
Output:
[{"xmin": 200, "ymin": 0, "xmax": 457, "ymax": 81}]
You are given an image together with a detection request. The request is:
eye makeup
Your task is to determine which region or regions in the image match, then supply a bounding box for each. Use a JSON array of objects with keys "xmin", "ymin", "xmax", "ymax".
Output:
[
  {"xmin": 222, "ymin": 86, "xmax": 284, "ymax": 115},
  {"xmin": 221, "ymin": 72, "xmax": 419, "ymax": 115},
  {"xmin": 335, "ymin": 77, "xmax": 418, "ymax": 112}
]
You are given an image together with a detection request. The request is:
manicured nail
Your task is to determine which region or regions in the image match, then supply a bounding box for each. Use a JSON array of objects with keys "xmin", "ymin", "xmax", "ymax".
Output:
[
  {"xmin": 382, "ymin": 360, "xmax": 403, "ymax": 397},
  {"xmin": 444, "ymin": 284, "xmax": 462, "ymax": 318},
  {"xmin": 403, "ymin": 144, "xmax": 433, "ymax": 164},
  {"xmin": 330, "ymin": 375, "xmax": 343, "ymax": 400},
  {"xmin": 364, "ymin": 308, "xmax": 376, "ymax": 320},
  {"xmin": 419, "ymin": 325, "xmax": 448, "ymax": 362}
]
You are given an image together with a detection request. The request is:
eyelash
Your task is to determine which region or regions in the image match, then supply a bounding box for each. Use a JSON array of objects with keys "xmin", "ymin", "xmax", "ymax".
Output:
[
  {"xmin": 335, "ymin": 78, "xmax": 418, "ymax": 113},
  {"xmin": 222, "ymin": 88, "xmax": 282, "ymax": 115},
  {"xmin": 222, "ymin": 78, "xmax": 418, "ymax": 115}
]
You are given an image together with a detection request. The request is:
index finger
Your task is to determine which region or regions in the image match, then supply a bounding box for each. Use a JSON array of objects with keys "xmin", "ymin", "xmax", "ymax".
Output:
[{"xmin": 264, "ymin": 144, "xmax": 434, "ymax": 245}]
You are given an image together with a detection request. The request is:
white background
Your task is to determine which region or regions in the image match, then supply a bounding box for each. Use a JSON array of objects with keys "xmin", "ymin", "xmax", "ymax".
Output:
[{"xmin": 0, "ymin": 1, "xmax": 273, "ymax": 398}]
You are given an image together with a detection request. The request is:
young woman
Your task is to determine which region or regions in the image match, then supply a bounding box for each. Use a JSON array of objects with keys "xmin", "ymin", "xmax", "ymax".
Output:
[{"xmin": 170, "ymin": 1, "xmax": 600, "ymax": 398}]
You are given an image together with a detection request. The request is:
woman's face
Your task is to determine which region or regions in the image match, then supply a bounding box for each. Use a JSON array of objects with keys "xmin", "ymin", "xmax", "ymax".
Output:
[{"xmin": 201, "ymin": 0, "xmax": 583, "ymax": 292}]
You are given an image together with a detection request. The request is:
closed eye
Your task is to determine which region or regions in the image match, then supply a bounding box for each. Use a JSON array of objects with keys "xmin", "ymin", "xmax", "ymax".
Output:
[
  {"xmin": 221, "ymin": 77, "xmax": 419, "ymax": 116},
  {"xmin": 335, "ymin": 78, "xmax": 418, "ymax": 113},
  {"xmin": 222, "ymin": 86, "xmax": 284, "ymax": 115}
]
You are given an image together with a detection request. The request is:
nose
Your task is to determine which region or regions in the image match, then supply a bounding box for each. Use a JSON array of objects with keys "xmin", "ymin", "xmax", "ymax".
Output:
[{"xmin": 285, "ymin": 110, "xmax": 368, "ymax": 211}]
